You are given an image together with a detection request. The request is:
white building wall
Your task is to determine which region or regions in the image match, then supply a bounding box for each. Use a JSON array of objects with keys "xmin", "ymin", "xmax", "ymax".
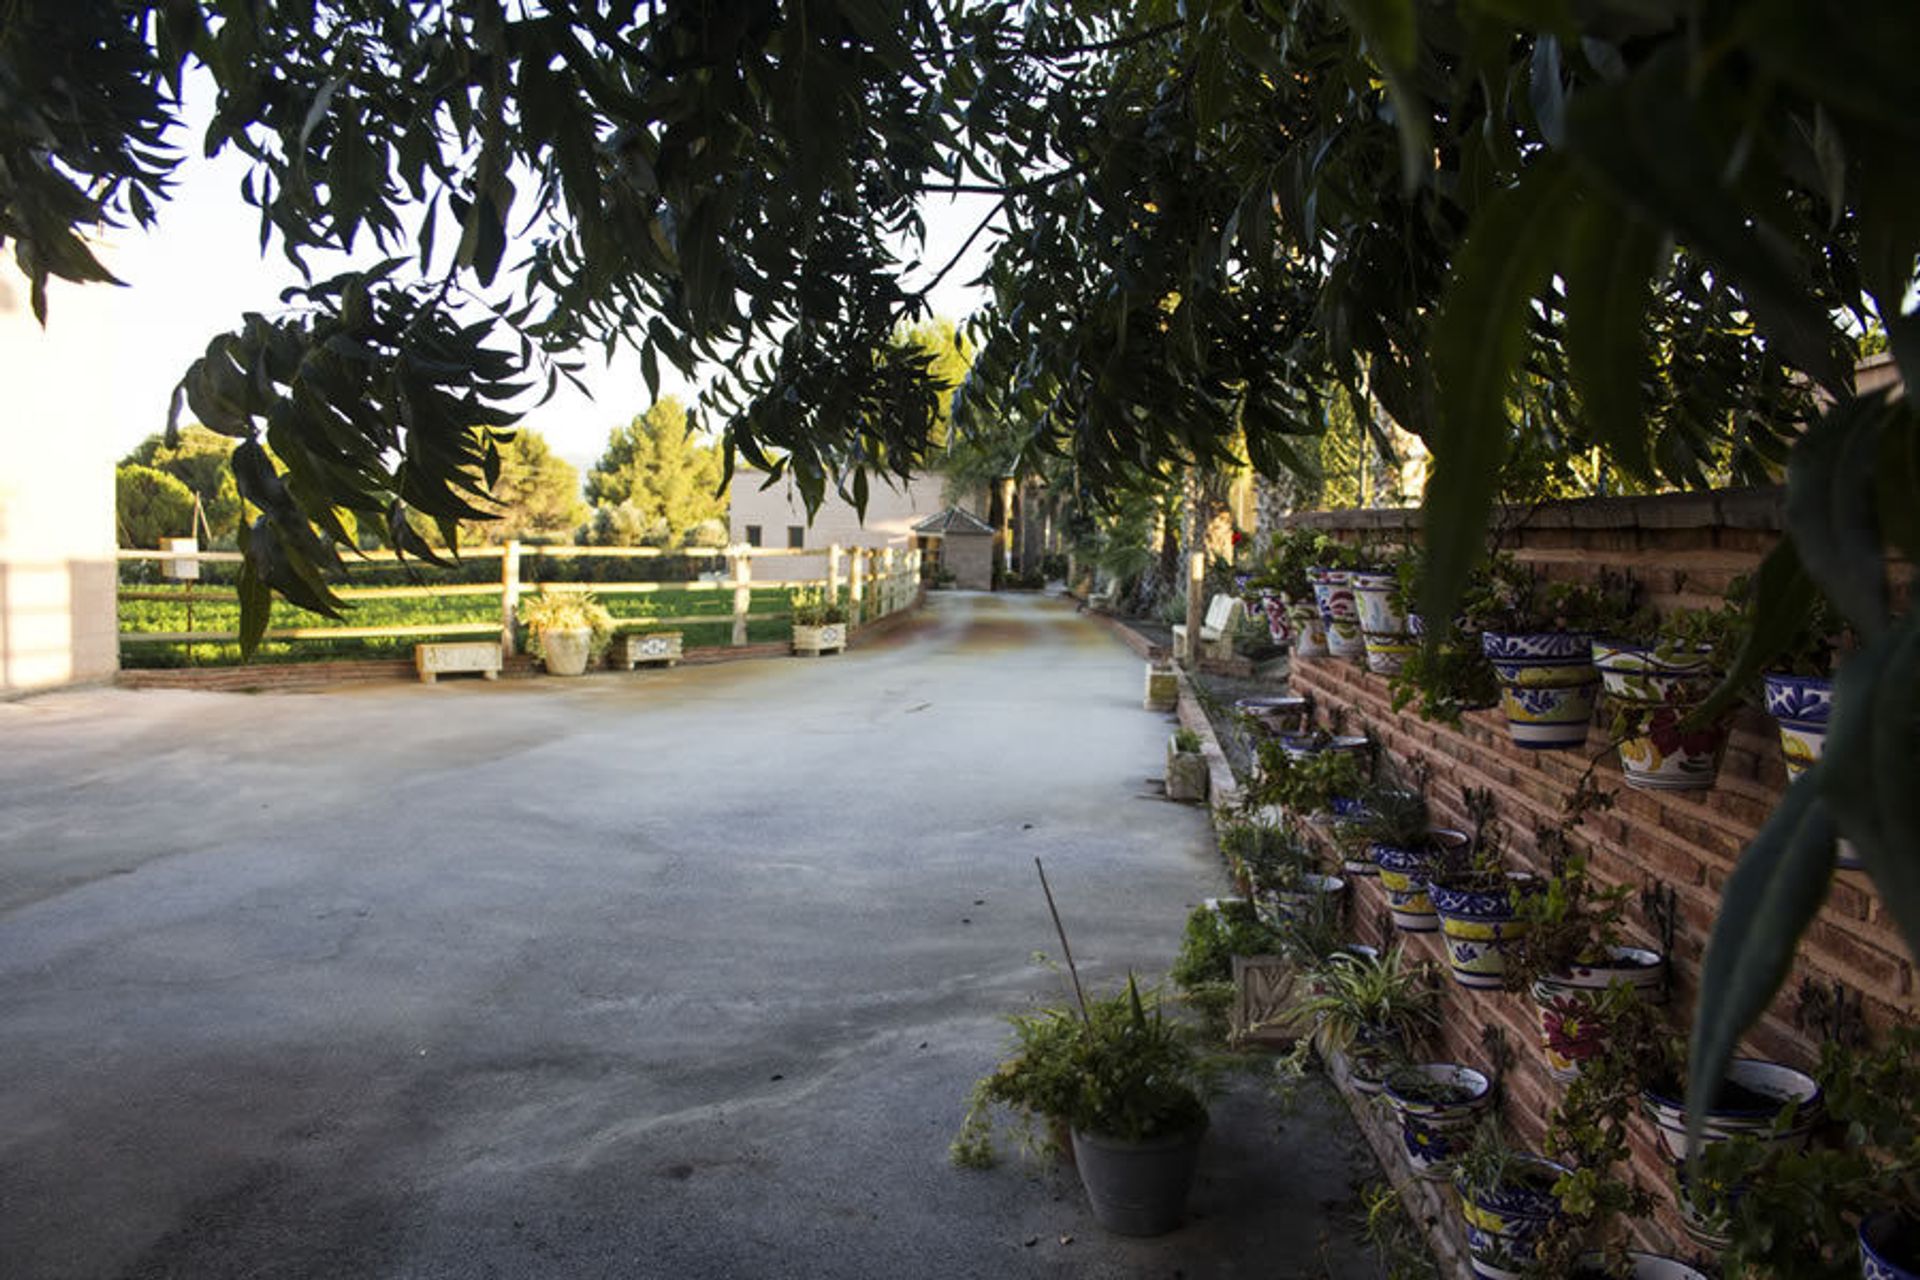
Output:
[
  {"xmin": 728, "ymin": 467, "xmax": 963, "ymax": 583},
  {"xmin": 1, "ymin": 268, "xmax": 121, "ymax": 694}
]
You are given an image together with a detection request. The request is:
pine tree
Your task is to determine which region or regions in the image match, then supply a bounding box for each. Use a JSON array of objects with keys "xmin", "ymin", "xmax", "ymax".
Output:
[{"xmin": 583, "ymin": 399, "xmax": 728, "ymax": 546}]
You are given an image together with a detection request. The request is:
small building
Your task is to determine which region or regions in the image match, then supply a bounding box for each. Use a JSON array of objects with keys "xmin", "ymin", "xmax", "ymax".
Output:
[{"xmin": 912, "ymin": 506, "xmax": 996, "ymax": 590}]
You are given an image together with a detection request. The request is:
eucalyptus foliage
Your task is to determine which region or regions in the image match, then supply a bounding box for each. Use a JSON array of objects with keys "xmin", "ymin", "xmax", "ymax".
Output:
[{"xmin": 6, "ymin": 0, "xmax": 1917, "ymax": 1140}]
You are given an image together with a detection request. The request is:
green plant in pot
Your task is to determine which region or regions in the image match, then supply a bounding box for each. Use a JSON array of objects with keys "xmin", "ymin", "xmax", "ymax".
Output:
[
  {"xmin": 1593, "ymin": 601, "xmax": 1744, "ymax": 792},
  {"xmin": 1453, "ymin": 1119, "xmax": 1570, "ymax": 1280},
  {"xmin": 517, "ymin": 587, "xmax": 614, "ymax": 676},
  {"xmin": 1219, "ymin": 821, "xmax": 1314, "ymax": 899},
  {"xmin": 1248, "ymin": 529, "xmax": 1342, "ymax": 655},
  {"xmin": 1248, "ymin": 731, "xmax": 1371, "ymax": 824},
  {"xmin": 1348, "ymin": 782, "xmax": 1471, "ymax": 934},
  {"xmin": 1677, "ymin": 1027, "xmax": 1920, "ymax": 1278},
  {"xmin": 1389, "ymin": 553, "xmax": 1504, "ymax": 727},
  {"xmin": 789, "ymin": 587, "xmax": 849, "ymax": 655},
  {"xmin": 1502, "ymin": 839, "xmax": 1667, "ymax": 1083},
  {"xmin": 1166, "ymin": 726, "xmax": 1208, "ymax": 802},
  {"xmin": 1283, "ymin": 944, "xmax": 1439, "ymax": 1095},
  {"xmin": 953, "ymin": 977, "xmax": 1216, "ymax": 1237}
]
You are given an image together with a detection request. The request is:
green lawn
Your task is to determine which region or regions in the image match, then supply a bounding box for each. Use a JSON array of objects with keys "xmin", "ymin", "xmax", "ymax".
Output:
[{"xmin": 119, "ymin": 585, "xmax": 801, "ymax": 667}]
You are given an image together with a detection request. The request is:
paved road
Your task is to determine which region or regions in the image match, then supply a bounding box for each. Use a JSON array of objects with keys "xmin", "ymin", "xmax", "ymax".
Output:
[{"xmin": 0, "ymin": 591, "xmax": 1378, "ymax": 1279}]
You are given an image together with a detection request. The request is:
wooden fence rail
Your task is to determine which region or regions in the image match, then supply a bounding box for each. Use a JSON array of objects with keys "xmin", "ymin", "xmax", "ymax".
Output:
[{"xmin": 117, "ymin": 541, "xmax": 924, "ymax": 658}]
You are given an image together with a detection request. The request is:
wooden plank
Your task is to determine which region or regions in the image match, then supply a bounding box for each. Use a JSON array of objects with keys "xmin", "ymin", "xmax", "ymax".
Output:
[
  {"xmin": 121, "ymin": 622, "xmax": 501, "ymax": 644},
  {"xmin": 614, "ymin": 613, "xmax": 788, "ymax": 628},
  {"xmin": 120, "ymin": 583, "xmax": 503, "ymax": 603}
]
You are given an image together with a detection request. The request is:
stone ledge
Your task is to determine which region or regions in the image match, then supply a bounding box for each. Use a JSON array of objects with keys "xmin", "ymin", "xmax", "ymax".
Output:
[{"xmin": 1285, "ymin": 485, "xmax": 1786, "ymax": 535}]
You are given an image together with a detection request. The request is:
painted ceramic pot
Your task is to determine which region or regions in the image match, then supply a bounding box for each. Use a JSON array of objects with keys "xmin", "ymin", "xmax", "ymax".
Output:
[
  {"xmin": 1344, "ymin": 1024, "xmax": 1403, "ymax": 1096},
  {"xmin": 1286, "ymin": 600, "xmax": 1328, "ymax": 656},
  {"xmin": 1458, "ymin": 1158, "xmax": 1568, "ymax": 1280},
  {"xmin": 1641, "ymin": 1057, "xmax": 1823, "ymax": 1164},
  {"xmin": 1257, "ymin": 873, "xmax": 1347, "ymax": 927},
  {"xmin": 1861, "ymin": 1211, "xmax": 1920, "ymax": 1280},
  {"xmin": 1762, "ymin": 673, "xmax": 1862, "ymax": 868},
  {"xmin": 1372, "ymin": 829, "xmax": 1470, "ymax": 933},
  {"xmin": 1309, "ymin": 567, "xmax": 1365, "ymax": 658},
  {"xmin": 1531, "ymin": 946, "xmax": 1667, "ymax": 1082},
  {"xmin": 1482, "ymin": 631, "xmax": 1600, "ymax": 750},
  {"xmin": 1384, "ymin": 1064, "xmax": 1491, "ymax": 1173},
  {"xmin": 1351, "ymin": 570, "xmax": 1414, "ymax": 675},
  {"xmin": 1592, "ymin": 643, "xmax": 1727, "ymax": 791},
  {"xmin": 1429, "ymin": 873, "xmax": 1534, "ymax": 989}
]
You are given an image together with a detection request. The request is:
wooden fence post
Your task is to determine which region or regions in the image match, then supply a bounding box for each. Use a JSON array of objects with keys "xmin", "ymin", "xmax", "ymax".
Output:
[
  {"xmin": 880, "ymin": 547, "xmax": 895, "ymax": 615},
  {"xmin": 500, "ymin": 540, "xmax": 522, "ymax": 655},
  {"xmin": 850, "ymin": 547, "xmax": 867, "ymax": 625},
  {"xmin": 827, "ymin": 543, "xmax": 843, "ymax": 606},
  {"xmin": 730, "ymin": 546, "xmax": 752, "ymax": 646},
  {"xmin": 1184, "ymin": 551, "xmax": 1205, "ymax": 665}
]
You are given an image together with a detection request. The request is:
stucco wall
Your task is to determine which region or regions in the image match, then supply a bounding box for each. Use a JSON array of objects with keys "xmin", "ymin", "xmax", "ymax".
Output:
[
  {"xmin": 0, "ymin": 269, "xmax": 120, "ymax": 695},
  {"xmin": 941, "ymin": 531, "xmax": 994, "ymax": 590},
  {"xmin": 728, "ymin": 467, "xmax": 967, "ymax": 583}
]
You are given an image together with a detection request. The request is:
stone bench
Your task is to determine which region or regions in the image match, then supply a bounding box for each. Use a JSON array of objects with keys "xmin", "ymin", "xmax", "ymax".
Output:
[
  {"xmin": 415, "ymin": 640, "xmax": 502, "ymax": 684},
  {"xmin": 614, "ymin": 631, "xmax": 684, "ymax": 670},
  {"xmin": 1171, "ymin": 594, "xmax": 1246, "ymax": 662}
]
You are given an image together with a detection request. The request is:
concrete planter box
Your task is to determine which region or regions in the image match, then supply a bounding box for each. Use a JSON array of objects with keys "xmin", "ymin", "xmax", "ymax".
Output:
[
  {"xmin": 792, "ymin": 623, "xmax": 846, "ymax": 656},
  {"xmin": 414, "ymin": 640, "xmax": 502, "ymax": 684},
  {"xmin": 1165, "ymin": 737, "xmax": 1208, "ymax": 801},
  {"xmin": 1143, "ymin": 663, "xmax": 1178, "ymax": 711},
  {"xmin": 615, "ymin": 631, "xmax": 683, "ymax": 669}
]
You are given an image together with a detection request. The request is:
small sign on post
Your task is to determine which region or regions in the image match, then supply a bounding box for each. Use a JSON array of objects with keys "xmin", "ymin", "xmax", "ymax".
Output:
[{"xmin": 163, "ymin": 537, "xmax": 200, "ymax": 581}]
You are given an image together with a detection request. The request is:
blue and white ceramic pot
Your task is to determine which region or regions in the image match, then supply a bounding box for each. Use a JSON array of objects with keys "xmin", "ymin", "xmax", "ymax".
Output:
[
  {"xmin": 1640, "ymin": 1057, "xmax": 1823, "ymax": 1164},
  {"xmin": 1352, "ymin": 570, "xmax": 1415, "ymax": 675},
  {"xmin": 1344, "ymin": 1024, "xmax": 1403, "ymax": 1095},
  {"xmin": 1762, "ymin": 673, "xmax": 1862, "ymax": 869},
  {"xmin": 1429, "ymin": 873, "xmax": 1534, "ymax": 989},
  {"xmin": 1482, "ymin": 631, "xmax": 1600, "ymax": 749},
  {"xmin": 1457, "ymin": 1157, "xmax": 1568, "ymax": 1280},
  {"xmin": 1309, "ymin": 567, "xmax": 1366, "ymax": 659},
  {"xmin": 1861, "ymin": 1211, "xmax": 1920, "ymax": 1280},
  {"xmin": 1592, "ymin": 643, "xmax": 1728, "ymax": 790},
  {"xmin": 1234, "ymin": 694, "xmax": 1312, "ymax": 736},
  {"xmin": 1372, "ymin": 829, "xmax": 1470, "ymax": 932},
  {"xmin": 1384, "ymin": 1063, "xmax": 1491, "ymax": 1172},
  {"xmin": 1531, "ymin": 946, "xmax": 1666, "ymax": 1082}
]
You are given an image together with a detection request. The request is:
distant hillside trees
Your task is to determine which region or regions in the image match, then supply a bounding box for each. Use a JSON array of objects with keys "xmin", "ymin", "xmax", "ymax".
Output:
[
  {"xmin": 460, "ymin": 430, "xmax": 586, "ymax": 545},
  {"xmin": 115, "ymin": 464, "xmax": 196, "ymax": 549}
]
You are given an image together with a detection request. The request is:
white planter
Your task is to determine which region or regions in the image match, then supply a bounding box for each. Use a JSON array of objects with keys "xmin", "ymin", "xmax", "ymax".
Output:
[
  {"xmin": 540, "ymin": 626, "xmax": 593, "ymax": 676},
  {"xmin": 616, "ymin": 631, "xmax": 683, "ymax": 669},
  {"xmin": 792, "ymin": 622, "xmax": 847, "ymax": 656}
]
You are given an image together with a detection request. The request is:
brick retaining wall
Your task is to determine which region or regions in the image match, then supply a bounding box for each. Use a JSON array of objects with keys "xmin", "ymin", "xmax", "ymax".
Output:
[{"xmin": 1280, "ymin": 487, "xmax": 1915, "ymax": 1257}]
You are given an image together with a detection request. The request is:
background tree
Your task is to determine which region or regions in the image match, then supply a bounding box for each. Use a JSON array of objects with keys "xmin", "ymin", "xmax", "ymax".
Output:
[
  {"xmin": 460, "ymin": 429, "xmax": 585, "ymax": 545},
  {"xmin": 114, "ymin": 464, "xmax": 195, "ymax": 549},
  {"xmin": 583, "ymin": 399, "xmax": 727, "ymax": 547},
  {"xmin": 121, "ymin": 425, "xmax": 241, "ymax": 542}
]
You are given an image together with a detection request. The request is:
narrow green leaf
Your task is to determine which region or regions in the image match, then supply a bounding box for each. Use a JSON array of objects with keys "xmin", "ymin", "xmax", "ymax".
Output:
[
  {"xmin": 1420, "ymin": 153, "xmax": 1581, "ymax": 636},
  {"xmin": 1819, "ymin": 611, "xmax": 1920, "ymax": 970},
  {"xmin": 1563, "ymin": 191, "xmax": 1659, "ymax": 482},
  {"xmin": 1342, "ymin": 0, "xmax": 1416, "ymax": 70},
  {"xmin": 1877, "ymin": 406, "xmax": 1920, "ymax": 565},
  {"xmin": 235, "ymin": 523, "xmax": 274, "ymax": 660},
  {"xmin": 1686, "ymin": 540, "xmax": 1817, "ymax": 727},
  {"xmin": 1684, "ymin": 779, "xmax": 1836, "ymax": 1160},
  {"xmin": 1784, "ymin": 396, "xmax": 1892, "ymax": 639}
]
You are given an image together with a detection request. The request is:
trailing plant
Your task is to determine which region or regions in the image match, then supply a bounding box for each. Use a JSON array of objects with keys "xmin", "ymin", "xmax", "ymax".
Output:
[
  {"xmin": 1471, "ymin": 568, "xmax": 1642, "ymax": 638},
  {"xmin": 1248, "ymin": 738, "xmax": 1369, "ymax": 819},
  {"xmin": 1268, "ymin": 889, "xmax": 1354, "ymax": 972},
  {"xmin": 1360, "ymin": 1181, "xmax": 1443, "ymax": 1280},
  {"xmin": 1454, "ymin": 1118, "xmax": 1563, "ymax": 1204},
  {"xmin": 516, "ymin": 588, "xmax": 614, "ymax": 660},
  {"xmin": 789, "ymin": 587, "xmax": 848, "ymax": 627},
  {"xmin": 1170, "ymin": 900, "xmax": 1278, "ymax": 1037},
  {"xmin": 1526, "ymin": 988, "xmax": 1667, "ymax": 1276},
  {"xmin": 1346, "ymin": 784, "xmax": 1437, "ymax": 852},
  {"xmin": 1388, "ymin": 629, "xmax": 1502, "ymax": 729},
  {"xmin": 1172, "ymin": 727, "xmax": 1201, "ymax": 754}
]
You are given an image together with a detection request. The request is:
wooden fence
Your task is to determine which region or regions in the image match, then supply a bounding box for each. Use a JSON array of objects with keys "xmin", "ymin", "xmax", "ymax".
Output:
[{"xmin": 117, "ymin": 541, "xmax": 924, "ymax": 659}]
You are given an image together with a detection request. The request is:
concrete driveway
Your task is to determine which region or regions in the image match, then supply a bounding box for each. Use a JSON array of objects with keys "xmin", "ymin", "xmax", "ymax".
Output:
[{"xmin": 0, "ymin": 591, "xmax": 1379, "ymax": 1279}]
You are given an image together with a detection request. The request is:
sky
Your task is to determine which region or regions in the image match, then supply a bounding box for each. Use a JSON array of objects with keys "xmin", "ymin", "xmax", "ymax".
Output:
[{"xmin": 48, "ymin": 85, "xmax": 998, "ymax": 476}]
